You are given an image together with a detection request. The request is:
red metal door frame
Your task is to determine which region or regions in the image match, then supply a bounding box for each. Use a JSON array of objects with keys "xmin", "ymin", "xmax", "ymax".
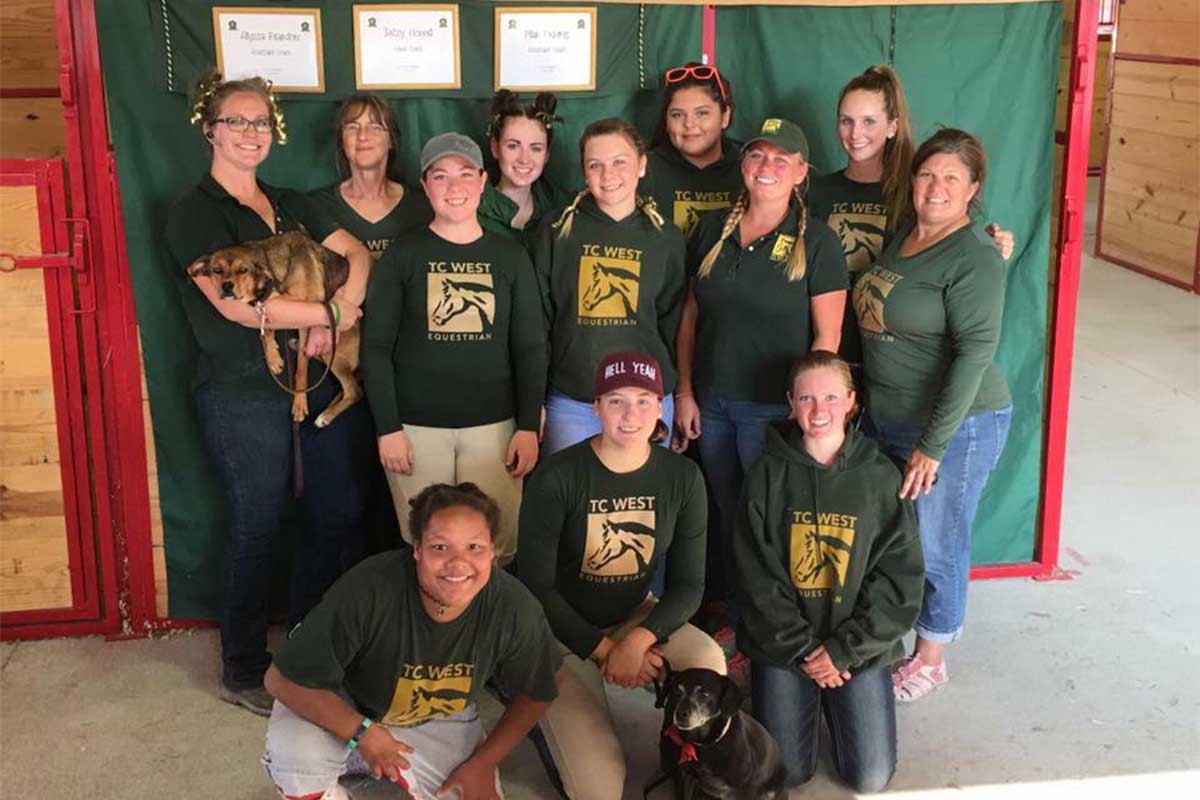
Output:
[
  {"xmin": 0, "ymin": 159, "xmax": 106, "ymax": 630},
  {"xmin": 702, "ymin": 2, "xmax": 1099, "ymax": 581}
]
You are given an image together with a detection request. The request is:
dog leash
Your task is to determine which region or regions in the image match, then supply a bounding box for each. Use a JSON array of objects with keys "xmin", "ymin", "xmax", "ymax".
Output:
[{"xmin": 257, "ymin": 300, "xmax": 340, "ymax": 398}]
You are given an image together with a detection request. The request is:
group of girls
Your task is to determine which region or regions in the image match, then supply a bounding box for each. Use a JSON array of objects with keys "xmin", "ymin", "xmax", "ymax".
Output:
[{"xmin": 167, "ymin": 60, "xmax": 1013, "ymax": 796}]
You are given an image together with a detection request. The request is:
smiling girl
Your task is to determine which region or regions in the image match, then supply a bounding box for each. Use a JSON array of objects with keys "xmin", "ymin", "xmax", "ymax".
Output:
[{"xmin": 533, "ymin": 119, "xmax": 687, "ymax": 455}]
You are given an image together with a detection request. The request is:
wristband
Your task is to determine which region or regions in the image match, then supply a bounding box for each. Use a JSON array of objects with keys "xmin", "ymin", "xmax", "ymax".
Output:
[
  {"xmin": 328, "ymin": 300, "xmax": 341, "ymax": 328},
  {"xmin": 346, "ymin": 717, "xmax": 372, "ymax": 750}
]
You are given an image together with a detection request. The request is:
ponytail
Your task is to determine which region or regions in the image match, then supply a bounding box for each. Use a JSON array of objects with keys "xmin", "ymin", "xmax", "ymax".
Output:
[
  {"xmin": 784, "ymin": 184, "xmax": 809, "ymax": 282},
  {"xmin": 838, "ymin": 64, "xmax": 913, "ymax": 229},
  {"xmin": 553, "ymin": 188, "xmax": 590, "ymax": 240},
  {"xmin": 696, "ymin": 192, "xmax": 748, "ymax": 279}
]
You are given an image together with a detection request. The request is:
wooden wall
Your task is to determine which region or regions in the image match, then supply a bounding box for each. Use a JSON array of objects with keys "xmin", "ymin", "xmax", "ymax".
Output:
[
  {"xmin": 0, "ymin": 0, "xmax": 65, "ymax": 159},
  {"xmin": 0, "ymin": 187, "xmax": 74, "ymax": 613},
  {"xmin": 1097, "ymin": 0, "xmax": 1200, "ymax": 291}
]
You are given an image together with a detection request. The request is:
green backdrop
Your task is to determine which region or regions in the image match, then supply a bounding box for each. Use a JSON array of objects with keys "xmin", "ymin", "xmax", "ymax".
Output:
[{"xmin": 98, "ymin": 1, "xmax": 1059, "ymax": 619}]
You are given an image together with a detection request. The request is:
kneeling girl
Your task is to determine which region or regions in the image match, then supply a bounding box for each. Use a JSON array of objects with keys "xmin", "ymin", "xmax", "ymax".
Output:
[
  {"xmin": 518, "ymin": 351, "xmax": 725, "ymax": 800},
  {"xmin": 734, "ymin": 351, "xmax": 924, "ymax": 793}
]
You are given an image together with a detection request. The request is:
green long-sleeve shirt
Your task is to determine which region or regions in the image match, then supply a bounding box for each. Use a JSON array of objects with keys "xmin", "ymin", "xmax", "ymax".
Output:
[
  {"xmin": 517, "ymin": 440, "xmax": 707, "ymax": 659},
  {"xmin": 362, "ymin": 227, "xmax": 546, "ymax": 432},
  {"xmin": 855, "ymin": 221, "xmax": 1012, "ymax": 460},
  {"xmin": 734, "ymin": 424, "xmax": 924, "ymax": 674},
  {"xmin": 532, "ymin": 195, "xmax": 687, "ymax": 401},
  {"xmin": 477, "ymin": 179, "xmax": 571, "ymax": 253}
]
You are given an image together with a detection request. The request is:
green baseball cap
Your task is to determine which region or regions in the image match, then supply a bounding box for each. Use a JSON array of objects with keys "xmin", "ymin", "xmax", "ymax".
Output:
[{"xmin": 743, "ymin": 118, "xmax": 810, "ymax": 160}]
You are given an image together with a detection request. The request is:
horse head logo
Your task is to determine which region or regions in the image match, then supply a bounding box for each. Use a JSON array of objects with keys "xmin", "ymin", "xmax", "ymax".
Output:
[
  {"xmin": 586, "ymin": 517, "xmax": 655, "ymax": 574},
  {"xmin": 836, "ymin": 217, "xmax": 881, "ymax": 260},
  {"xmin": 431, "ymin": 277, "xmax": 494, "ymax": 329},
  {"xmin": 792, "ymin": 527, "xmax": 852, "ymax": 590},
  {"xmin": 581, "ymin": 262, "xmax": 638, "ymax": 317}
]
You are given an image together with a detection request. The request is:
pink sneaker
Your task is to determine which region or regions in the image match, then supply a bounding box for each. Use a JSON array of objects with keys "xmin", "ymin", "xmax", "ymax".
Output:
[{"xmin": 893, "ymin": 656, "xmax": 947, "ymax": 702}]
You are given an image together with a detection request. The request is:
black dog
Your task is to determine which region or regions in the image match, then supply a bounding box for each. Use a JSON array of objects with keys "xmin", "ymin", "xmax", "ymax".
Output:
[{"xmin": 653, "ymin": 665, "xmax": 787, "ymax": 800}]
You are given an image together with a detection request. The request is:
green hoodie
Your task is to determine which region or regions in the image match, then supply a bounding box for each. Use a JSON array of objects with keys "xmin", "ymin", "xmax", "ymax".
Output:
[
  {"xmin": 734, "ymin": 423, "xmax": 924, "ymax": 674},
  {"xmin": 532, "ymin": 194, "xmax": 687, "ymax": 401},
  {"xmin": 477, "ymin": 179, "xmax": 572, "ymax": 253},
  {"xmin": 642, "ymin": 139, "xmax": 743, "ymax": 238}
]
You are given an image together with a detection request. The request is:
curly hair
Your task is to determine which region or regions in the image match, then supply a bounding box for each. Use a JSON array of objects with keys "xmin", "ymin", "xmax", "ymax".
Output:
[{"xmin": 408, "ymin": 482, "xmax": 500, "ymax": 545}]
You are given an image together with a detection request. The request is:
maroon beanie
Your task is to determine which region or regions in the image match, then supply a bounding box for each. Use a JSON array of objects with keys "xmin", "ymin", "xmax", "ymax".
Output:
[{"xmin": 594, "ymin": 351, "xmax": 664, "ymax": 398}]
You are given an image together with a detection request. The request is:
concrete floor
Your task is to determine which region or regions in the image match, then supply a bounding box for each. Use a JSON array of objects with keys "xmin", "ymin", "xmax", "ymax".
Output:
[{"xmin": 3, "ymin": 188, "xmax": 1199, "ymax": 798}]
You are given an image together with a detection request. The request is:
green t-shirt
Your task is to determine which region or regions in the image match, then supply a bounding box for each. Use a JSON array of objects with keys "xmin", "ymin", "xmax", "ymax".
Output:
[
  {"xmin": 273, "ymin": 549, "xmax": 561, "ymax": 725},
  {"xmin": 642, "ymin": 139, "xmax": 743, "ymax": 238},
  {"xmin": 855, "ymin": 221, "xmax": 1012, "ymax": 460},
  {"xmin": 532, "ymin": 195, "xmax": 687, "ymax": 401},
  {"xmin": 164, "ymin": 174, "xmax": 338, "ymax": 397},
  {"xmin": 809, "ymin": 170, "xmax": 891, "ymax": 365},
  {"xmin": 517, "ymin": 440, "xmax": 707, "ymax": 659},
  {"xmin": 307, "ymin": 183, "xmax": 432, "ymax": 258},
  {"xmin": 477, "ymin": 179, "xmax": 571, "ymax": 253},
  {"xmin": 362, "ymin": 227, "xmax": 547, "ymax": 432},
  {"xmin": 686, "ymin": 202, "xmax": 849, "ymax": 402}
]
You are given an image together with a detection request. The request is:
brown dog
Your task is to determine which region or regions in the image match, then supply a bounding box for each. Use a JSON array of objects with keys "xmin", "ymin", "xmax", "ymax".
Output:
[{"xmin": 187, "ymin": 231, "xmax": 362, "ymax": 428}]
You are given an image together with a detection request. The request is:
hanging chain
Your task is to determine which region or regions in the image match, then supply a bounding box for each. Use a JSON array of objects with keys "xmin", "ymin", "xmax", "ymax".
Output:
[
  {"xmin": 638, "ymin": 4, "xmax": 646, "ymax": 89},
  {"xmin": 888, "ymin": 6, "xmax": 897, "ymax": 66},
  {"xmin": 161, "ymin": 0, "xmax": 175, "ymax": 90}
]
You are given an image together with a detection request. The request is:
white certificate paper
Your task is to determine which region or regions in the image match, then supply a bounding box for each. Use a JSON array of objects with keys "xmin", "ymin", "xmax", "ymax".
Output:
[
  {"xmin": 354, "ymin": 5, "xmax": 461, "ymax": 90},
  {"xmin": 212, "ymin": 8, "xmax": 324, "ymax": 93},
  {"xmin": 495, "ymin": 7, "xmax": 597, "ymax": 92}
]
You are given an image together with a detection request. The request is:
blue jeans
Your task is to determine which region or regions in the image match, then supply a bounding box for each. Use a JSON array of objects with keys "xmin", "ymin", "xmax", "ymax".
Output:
[
  {"xmin": 752, "ymin": 662, "xmax": 896, "ymax": 793},
  {"xmin": 542, "ymin": 391, "xmax": 675, "ymax": 456},
  {"xmin": 195, "ymin": 381, "xmax": 370, "ymax": 689},
  {"xmin": 696, "ymin": 395, "xmax": 790, "ymax": 602},
  {"xmin": 869, "ymin": 406, "xmax": 1012, "ymax": 642}
]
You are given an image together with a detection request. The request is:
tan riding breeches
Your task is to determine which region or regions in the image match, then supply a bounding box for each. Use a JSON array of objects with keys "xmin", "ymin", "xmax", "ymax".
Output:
[
  {"xmin": 383, "ymin": 418, "xmax": 521, "ymax": 564},
  {"xmin": 538, "ymin": 596, "xmax": 728, "ymax": 800}
]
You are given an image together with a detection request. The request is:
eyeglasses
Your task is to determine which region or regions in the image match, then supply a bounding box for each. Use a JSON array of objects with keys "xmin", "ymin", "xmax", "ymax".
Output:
[
  {"xmin": 664, "ymin": 64, "xmax": 728, "ymax": 106},
  {"xmin": 342, "ymin": 122, "xmax": 389, "ymax": 138},
  {"xmin": 214, "ymin": 116, "xmax": 273, "ymax": 135}
]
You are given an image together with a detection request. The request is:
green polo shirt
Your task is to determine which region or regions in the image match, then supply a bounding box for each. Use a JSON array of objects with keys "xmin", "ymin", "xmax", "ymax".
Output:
[
  {"xmin": 686, "ymin": 202, "xmax": 848, "ymax": 402},
  {"xmin": 164, "ymin": 173, "xmax": 339, "ymax": 397},
  {"xmin": 362, "ymin": 227, "xmax": 546, "ymax": 432},
  {"xmin": 532, "ymin": 195, "xmax": 687, "ymax": 402},
  {"xmin": 642, "ymin": 139, "xmax": 743, "ymax": 238},
  {"xmin": 274, "ymin": 549, "xmax": 561, "ymax": 725},
  {"xmin": 307, "ymin": 183, "xmax": 432, "ymax": 258},
  {"xmin": 517, "ymin": 440, "xmax": 706, "ymax": 659},
  {"xmin": 855, "ymin": 221, "xmax": 1012, "ymax": 460},
  {"xmin": 477, "ymin": 179, "xmax": 571, "ymax": 253}
]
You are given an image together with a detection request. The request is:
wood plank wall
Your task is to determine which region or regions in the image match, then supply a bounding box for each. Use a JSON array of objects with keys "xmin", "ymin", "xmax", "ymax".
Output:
[
  {"xmin": 0, "ymin": 0, "xmax": 65, "ymax": 159},
  {"xmin": 0, "ymin": 186, "xmax": 73, "ymax": 613},
  {"xmin": 1097, "ymin": 0, "xmax": 1200, "ymax": 290}
]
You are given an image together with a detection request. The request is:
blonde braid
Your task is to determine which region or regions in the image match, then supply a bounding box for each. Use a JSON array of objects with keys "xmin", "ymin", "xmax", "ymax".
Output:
[
  {"xmin": 784, "ymin": 184, "xmax": 808, "ymax": 282},
  {"xmin": 636, "ymin": 195, "xmax": 664, "ymax": 231},
  {"xmin": 696, "ymin": 192, "xmax": 748, "ymax": 279},
  {"xmin": 553, "ymin": 189, "xmax": 590, "ymax": 240}
]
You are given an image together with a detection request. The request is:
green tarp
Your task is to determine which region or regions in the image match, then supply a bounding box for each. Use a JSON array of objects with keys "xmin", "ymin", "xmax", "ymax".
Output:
[{"xmin": 98, "ymin": 0, "xmax": 1059, "ymax": 619}]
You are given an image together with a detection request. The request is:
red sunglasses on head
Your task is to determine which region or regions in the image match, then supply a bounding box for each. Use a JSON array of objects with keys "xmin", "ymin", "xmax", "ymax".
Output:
[{"xmin": 663, "ymin": 64, "xmax": 728, "ymax": 106}]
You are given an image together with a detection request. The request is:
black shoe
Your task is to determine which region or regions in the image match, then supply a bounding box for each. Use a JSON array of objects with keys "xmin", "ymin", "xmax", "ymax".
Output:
[{"xmin": 220, "ymin": 683, "xmax": 274, "ymax": 717}]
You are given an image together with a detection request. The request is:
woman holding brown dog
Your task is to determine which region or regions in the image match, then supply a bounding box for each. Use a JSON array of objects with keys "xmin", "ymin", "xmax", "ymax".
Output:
[
  {"xmin": 165, "ymin": 70, "xmax": 373, "ymax": 718},
  {"xmin": 733, "ymin": 351, "xmax": 924, "ymax": 793}
]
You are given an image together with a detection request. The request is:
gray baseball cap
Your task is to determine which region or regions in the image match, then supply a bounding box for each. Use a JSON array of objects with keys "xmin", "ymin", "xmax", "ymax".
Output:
[{"xmin": 420, "ymin": 132, "xmax": 484, "ymax": 173}]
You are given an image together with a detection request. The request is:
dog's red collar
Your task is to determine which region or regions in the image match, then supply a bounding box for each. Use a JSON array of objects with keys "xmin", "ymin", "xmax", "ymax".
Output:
[{"xmin": 663, "ymin": 717, "xmax": 733, "ymax": 765}]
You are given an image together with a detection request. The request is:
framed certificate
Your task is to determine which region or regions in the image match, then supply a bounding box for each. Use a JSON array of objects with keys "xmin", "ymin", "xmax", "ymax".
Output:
[
  {"xmin": 212, "ymin": 7, "xmax": 325, "ymax": 93},
  {"xmin": 354, "ymin": 4, "xmax": 461, "ymax": 90},
  {"xmin": 495, "ymin": 7, "xmax": 597, "ymax": 92}
]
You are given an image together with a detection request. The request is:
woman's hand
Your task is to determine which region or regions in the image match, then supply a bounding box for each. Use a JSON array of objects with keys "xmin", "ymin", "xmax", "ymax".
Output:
[
  {"xmin": 672, "ymin": 394, "xmax": 701, "ymax": 453},
  {"xmin": 330, "ymin": 297, "xmax": 362, "ymax": 332},
  {"xmin": 357, "ymin": 723, "xmax": 415, "ymax": 783},
  {"xmin": 505, "ymin": 430, "xmax": 539, "ymax": 478},
  {"xmin": 437, "ymin": 754, "xmax": 500, "ymax": 800},
  {"xmin": 602, "ymin": 628, "xmax": 657, "ymax": 688},
  {"xmin": 985, "ymin": 223, "xmax": 1015, "ymax": 261},
  {"xmin": 305, "ymin": 326, "xmax": 332, "ymax": 358},
  {"xmin": 899, "ymin": 449, "xmax": 940, "ymax": 500},
  {"xmin": 638, "ymin": 647, "xmax": 665, "ymax": 686},
  {"xmin": 379, "ymin": 430, "xmax": 414, "ymax": 475},
  {"xmin": 802, "ymin": 645, "xmax": 851, "ymax": 689}
]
